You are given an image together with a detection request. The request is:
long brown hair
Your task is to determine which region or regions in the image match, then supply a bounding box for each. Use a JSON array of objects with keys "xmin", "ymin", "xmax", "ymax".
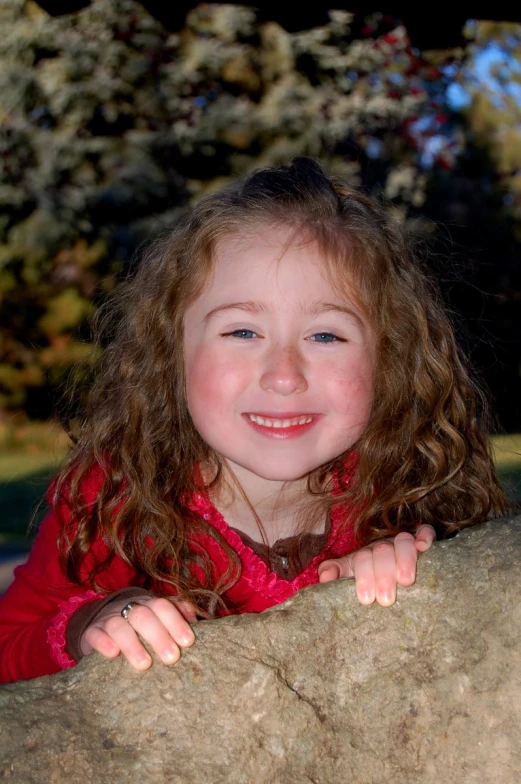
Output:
[{"xmin": 53, "ymin": 157, "xmax": 511, "ymax": 614}]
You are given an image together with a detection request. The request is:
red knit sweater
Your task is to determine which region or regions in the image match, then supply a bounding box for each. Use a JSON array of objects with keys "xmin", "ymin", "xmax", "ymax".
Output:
[{"xmin": 0, "ymin": 469, "xmax": 358, "ymax": 684}]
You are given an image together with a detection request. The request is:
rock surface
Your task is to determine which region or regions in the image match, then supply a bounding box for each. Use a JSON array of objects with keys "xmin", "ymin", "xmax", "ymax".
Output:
[{"xmin": 1, "ymin": 516, "xmax": 520, "ymax": 784}]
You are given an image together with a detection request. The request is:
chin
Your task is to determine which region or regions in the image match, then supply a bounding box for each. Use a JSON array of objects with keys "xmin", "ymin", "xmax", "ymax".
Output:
[{"xmin": 245, "ymin": 463, "xmax": 314, "ymax": 482}]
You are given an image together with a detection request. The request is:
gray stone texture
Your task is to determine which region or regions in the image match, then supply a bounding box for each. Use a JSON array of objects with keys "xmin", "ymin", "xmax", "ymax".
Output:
[{"xmin": 1, "ymin": 516, "xmax": 520, "ymax": 783}]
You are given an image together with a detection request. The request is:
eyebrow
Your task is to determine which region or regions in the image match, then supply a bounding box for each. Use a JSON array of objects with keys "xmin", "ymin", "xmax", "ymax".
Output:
[{"xmin": 204, "ymin": 300, "xmax": 366, "ymax": 330}]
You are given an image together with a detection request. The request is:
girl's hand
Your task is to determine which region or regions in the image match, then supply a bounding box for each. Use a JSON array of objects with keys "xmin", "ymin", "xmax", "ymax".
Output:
[
  {"xmin": 317, "ymin": 524, "xmax": 436, "ymax": 606},
  {"xmin": 81, "ymin": 596, "xmax": 197, "ymax": 670}
]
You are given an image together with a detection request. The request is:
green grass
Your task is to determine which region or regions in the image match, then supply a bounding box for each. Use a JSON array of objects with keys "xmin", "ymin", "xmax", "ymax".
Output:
[
  {"xmin": 0, "ymin": 422, "xmax": 519, "ymax": 554},
  {"xmin": 490, "ymin": 432, "xmax": 521, "ymax": 469},
  {"xmin": 491, "ymin": 433, "xmax": 521, "ymax": 510},
  {"xmin": 0, "ymin": 421, "xmax": 68, "ymax": 552}
]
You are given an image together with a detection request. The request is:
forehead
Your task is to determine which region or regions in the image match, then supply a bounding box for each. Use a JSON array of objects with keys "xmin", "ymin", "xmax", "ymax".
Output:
[{"xmin": 205, "ymin": 225, "xmax": 358, "ymax": 303}]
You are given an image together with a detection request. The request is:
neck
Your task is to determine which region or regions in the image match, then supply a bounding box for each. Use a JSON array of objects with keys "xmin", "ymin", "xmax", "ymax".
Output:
[{"xmin": 209, "ymin": 462, "xmax": 323, "ymax": 544}]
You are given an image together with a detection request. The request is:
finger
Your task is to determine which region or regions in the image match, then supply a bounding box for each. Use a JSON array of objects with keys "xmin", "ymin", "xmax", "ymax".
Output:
[
  {"xmin": 353, "ymin": 547, "xmax": 376, "ymax": 605},
  {"xmin": 102, "ymin": 613, "xmax": 155, "ymax": 669},
  {"xmin": 392, "ymin": 532, "xmax": 419, "ymax": 586},
  {"xmin": 415, "ymin": 524, "xmax": 436, "ymax": 552},
  {"xmin": 173, "ymin": 599, "xmax": 198, "ymax": 624},
  {"xmin": 147, "ymin": 598, "xmax": 196, "ymax": 648},
  {"xmin": 371, "ymin": 541, "xmax": 398, "ymax": 606},
  {"xmin": 121, "ymin": 603, "xmax": 185, "ymax": 666},
  {"xmin": 81, "ymin": 625, "xmax": 121, "ymax": 659}
]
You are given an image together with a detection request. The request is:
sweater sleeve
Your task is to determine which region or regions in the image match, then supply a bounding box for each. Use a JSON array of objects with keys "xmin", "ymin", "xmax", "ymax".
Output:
[
  {"xmin": 0, "ymin": 490, "xmax": 141, "ymax": 684},
  {"xmin": 65, "ymin": 586, "xmax": 153, "ymax": 663}
]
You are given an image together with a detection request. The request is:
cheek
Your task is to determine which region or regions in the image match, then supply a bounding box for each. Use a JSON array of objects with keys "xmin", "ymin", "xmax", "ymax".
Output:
[
  {"xmin": 185, "ymin": 346, "xmax": 250, "ymax": 412},
  {"xmin": 185, "ymin": 348, "xmax": 222, "ymax": 411},
  {"xmin": 326, "ymin": 357, "xmax": 374, "ymax": 418}
]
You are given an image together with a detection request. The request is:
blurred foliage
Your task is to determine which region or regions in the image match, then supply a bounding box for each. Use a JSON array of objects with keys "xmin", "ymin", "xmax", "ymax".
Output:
[{"xmin": 0, "ymin": 1, "xmax": 520, "ymax": 426}]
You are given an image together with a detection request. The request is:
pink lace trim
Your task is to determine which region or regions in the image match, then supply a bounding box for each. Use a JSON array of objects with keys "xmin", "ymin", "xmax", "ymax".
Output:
[{"xmin": 47, "ymin": 590, "xmax": 103, "ymax": 669}]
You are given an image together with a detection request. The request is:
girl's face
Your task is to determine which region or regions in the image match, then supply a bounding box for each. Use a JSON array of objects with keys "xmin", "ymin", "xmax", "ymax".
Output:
[{"xmin": 183, "ymin": 226, "xmax": 375, "ymax": 490}]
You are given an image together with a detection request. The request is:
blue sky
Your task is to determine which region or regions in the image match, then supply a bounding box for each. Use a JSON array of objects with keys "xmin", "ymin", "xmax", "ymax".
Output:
[{"xmin": 448, "ymin": 40, "xmax": 521, "ymax": 109}]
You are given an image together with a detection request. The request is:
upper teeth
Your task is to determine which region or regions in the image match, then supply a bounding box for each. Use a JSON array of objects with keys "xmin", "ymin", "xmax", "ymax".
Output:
[{"xmin": 248, "ymin": 414, "xmax": 313, "ymax": 428}]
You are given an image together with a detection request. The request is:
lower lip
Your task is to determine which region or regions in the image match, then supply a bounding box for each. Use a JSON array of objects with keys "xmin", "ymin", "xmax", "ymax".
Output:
[{"xmin": 243, "ymin": 414, "xmax": 319, "ymax": 439}]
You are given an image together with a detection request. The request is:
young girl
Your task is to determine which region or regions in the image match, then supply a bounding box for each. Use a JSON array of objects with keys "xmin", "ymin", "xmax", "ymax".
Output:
[{"xmin": 0, "ymin": 157, "xmax": 510, "ymax": 684}]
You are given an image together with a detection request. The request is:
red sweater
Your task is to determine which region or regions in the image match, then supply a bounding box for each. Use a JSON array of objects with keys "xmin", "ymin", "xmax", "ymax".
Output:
[{"xmin": 0, "ymin": 469, "xmax": 358, "ymax": 684}]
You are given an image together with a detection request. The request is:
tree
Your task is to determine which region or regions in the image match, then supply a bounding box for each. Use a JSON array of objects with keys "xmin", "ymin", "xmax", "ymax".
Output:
[{"xmin": 0, "ymin": 1, "xmax": 519, "ymax": 428}]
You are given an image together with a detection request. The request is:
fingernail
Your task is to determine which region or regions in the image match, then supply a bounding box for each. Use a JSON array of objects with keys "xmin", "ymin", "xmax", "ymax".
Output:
[
  {"xmin": 163, "ymin": 648, "xmax": 179, "ymax": 663},
  {"xmin": 135, "ymin": 654, "xmax": 152, "ymax": 668},
  {"xmin": 179, "ymin": 632, "xmax": 195, "ymax": 647}
]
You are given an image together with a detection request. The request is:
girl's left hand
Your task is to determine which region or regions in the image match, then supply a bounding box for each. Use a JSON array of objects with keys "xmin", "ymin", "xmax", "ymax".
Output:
[{"xmin": 317, "ymin": 524, "xmax": 436, "ymax": 606}]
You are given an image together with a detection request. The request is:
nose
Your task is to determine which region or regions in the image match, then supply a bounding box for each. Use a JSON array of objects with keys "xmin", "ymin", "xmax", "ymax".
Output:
[{"xmin": 260, "ymin": 344, "xmax": 308, "ymax": 395}]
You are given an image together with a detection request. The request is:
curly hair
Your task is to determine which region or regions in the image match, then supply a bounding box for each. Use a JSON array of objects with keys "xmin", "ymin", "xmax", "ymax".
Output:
[{"xmin": 53, "ymin": 157, "xmax": 511, "ymax": 615}]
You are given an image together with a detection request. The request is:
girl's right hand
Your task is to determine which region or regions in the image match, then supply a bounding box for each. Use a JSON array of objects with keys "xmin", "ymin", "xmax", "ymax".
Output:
[{"xmin": 80, "ymin": 596, "xmax": 197, "ymax": 670}]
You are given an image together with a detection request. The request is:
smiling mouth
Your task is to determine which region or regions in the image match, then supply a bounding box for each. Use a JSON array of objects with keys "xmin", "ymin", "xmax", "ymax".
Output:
[{"xmin": 246, "ymin": 413, "xmax": 315, "ymax": 428}]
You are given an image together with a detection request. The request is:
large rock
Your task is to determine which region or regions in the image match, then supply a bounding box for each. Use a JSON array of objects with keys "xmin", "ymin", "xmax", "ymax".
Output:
[{"xmin": 1, "ymin": 516, "xmax": 520, "ymax": 783}]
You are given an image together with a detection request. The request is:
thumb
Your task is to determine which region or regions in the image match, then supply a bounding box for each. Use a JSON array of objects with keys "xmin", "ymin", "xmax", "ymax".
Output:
[
  {"xmin": 318, "ymin": 557, "xmax": 354, "ymax": 583},
  {"xmin": 318, "ymin": 562, "xmax": 340, "ymax": 583}
]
